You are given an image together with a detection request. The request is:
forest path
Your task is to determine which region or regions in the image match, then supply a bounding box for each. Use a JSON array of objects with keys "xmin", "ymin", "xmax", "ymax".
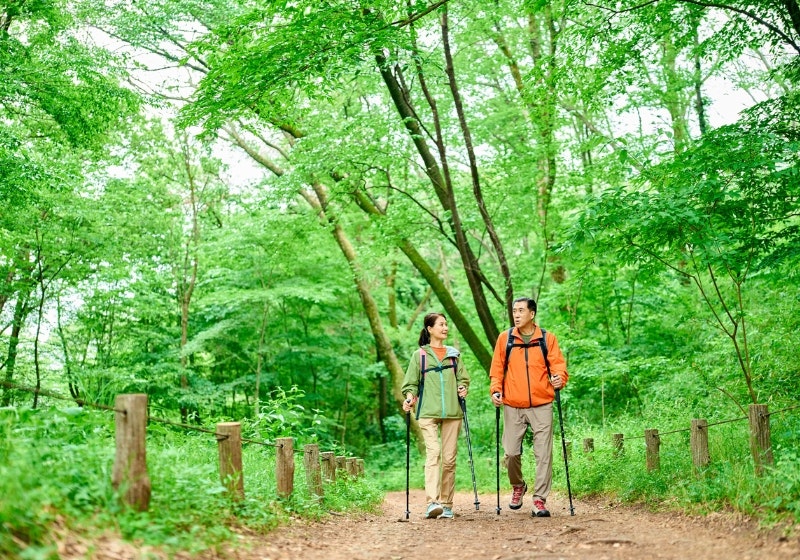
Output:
[{"xmin": 233, "ymin": 490, "xmax": 798, "ymax": 560}]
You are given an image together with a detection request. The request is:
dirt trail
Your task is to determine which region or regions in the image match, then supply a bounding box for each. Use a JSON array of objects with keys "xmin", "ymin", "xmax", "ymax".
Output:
[
  {"xmin": 241, "ymin": 490, "xmax": 799, "ymax": 560},
  {"xmin": 58, "ymin": 490, "xmax": 799, "ymax": 559}
]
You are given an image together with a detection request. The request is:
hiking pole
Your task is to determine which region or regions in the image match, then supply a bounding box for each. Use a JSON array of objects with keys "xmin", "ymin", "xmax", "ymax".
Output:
[
  {"xmin": 494, "ymin": 393, "xmax": 501, "ymax": 515},
  {"xmin": 459, "ymin": 396, "xmax": 480, "ymax": 511},
  {"xmin": 405, "ymin": 410, "xmax": 411, "ymax": 520},
  {"xmin": 554, "ymin": 388, "xmax": 575, "ymax": 516}
]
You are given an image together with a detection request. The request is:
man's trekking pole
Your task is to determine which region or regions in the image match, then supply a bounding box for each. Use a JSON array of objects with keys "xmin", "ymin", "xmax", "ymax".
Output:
[
  {"xmin": 405, "ymin": 410, "xmax": 411, "ymax": 520},
  {"xmin": 494, "ymin": 393, "xmax": 501, "ymax": 515},
  {"xmin": 459, "ymin": 396, "xmax": 480, "ymax": 511},
  {"xmin": 554, "ymin": 388, "xmax": 575, "ymax": 516}
]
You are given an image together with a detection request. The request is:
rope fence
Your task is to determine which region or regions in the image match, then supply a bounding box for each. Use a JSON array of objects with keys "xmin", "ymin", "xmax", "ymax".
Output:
[
  {"xmin": 572, "ymin": 402, "xmax": 799, "ymax": 476},
  {"xmin": 0, "ymin": 380, "xmax": 126, "ymax": 413},
  {"xmin": 5, "ymin": 381, "xmax": 795, "ymax": 507},
  {"xmin": 624, "ymin": 403, "xmax": 800, "ymax": 439},
  {"xmin": 1, "ymin": 381, "xmax": 307, "ymax": 450},
  {"xmin": 1, "ymin": 383, "xmax": 366, "ymax": 511}
]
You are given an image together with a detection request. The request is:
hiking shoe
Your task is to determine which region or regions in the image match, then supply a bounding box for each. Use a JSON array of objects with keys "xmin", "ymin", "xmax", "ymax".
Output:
[
  {"xmin": 425, "ymin": 502, "xmax": 444, "ymax": 519},
  {"xmin": 439, "ymin": 506, "xmax": 454, "ymax": 519},
  {"xmin": 532, "ymin": 498, "xmax": 550, "ymax": 517},
  {"xmin": 509, "ymin": 482, "xmax": 527, "ymax": 510}
]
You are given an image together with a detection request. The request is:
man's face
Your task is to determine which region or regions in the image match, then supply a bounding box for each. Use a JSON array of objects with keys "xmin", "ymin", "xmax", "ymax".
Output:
[{"xmin": 512, "ymin": 302, "xmax": 535, "ymax": 328}]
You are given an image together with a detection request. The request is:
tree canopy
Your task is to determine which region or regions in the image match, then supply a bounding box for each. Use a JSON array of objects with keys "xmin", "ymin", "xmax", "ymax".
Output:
[{"xmin": 1, "ymin": 0, "xmax": 798, "ymax": 454}]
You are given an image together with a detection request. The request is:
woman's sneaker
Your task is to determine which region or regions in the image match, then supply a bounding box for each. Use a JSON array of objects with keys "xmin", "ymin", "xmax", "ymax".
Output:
[
  {"xmin": 531, "ymin": 498, "xmax": 550, "ymax": 517},
  {"xmin": 425, "ymin": 502, "xmax": 444, "ymax": 519},
  {"xmin": 509, "ymin": 482, "xmax": 527, "ymax": 510},
  {"xmin": 439, "ymin": 507, "xmax": 454, "ymax": 519}
]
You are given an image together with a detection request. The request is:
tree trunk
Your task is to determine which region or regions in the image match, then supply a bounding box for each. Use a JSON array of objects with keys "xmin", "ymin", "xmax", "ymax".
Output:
[
  {"xmin": 1, "ymin": 291, "xmax": 29, "ymax": 406},
  {"xmin": 661, "ymin": 35, "xmax": 690, "ymax": 153},
  {"xmin": 376, "ymin": 52, "xmax": 500, "ymax": 346},
  {"xmin": 56, "ymin": 290, "xmax": 80, "ymax": 400},
  {"xmin": 782, "ymin": 0, "xmax": 800, "ymax": 37},
  {"xmin": 33, "ymin": 261, "xmax": 47, "ymax": 409},
  {"xmin": 0, "ymin": 266, "xmax": 15, "ymax": 317},
  {"xmin": 351, "ymin": 190, "xmax": 493, "ymax": 370},
  {"xmin": 301, "ymin": 183, "xmax": 425, "ymax": 445},
  {"xmin": 441, "ymin": 7, "xmax": 514, "ymax": 321},
  {"xmin": 387, "ymin": 261, "xmax": 398, "ymax": 329},
  {"xmin": 178, "ymin": 141, "xmax": 201, "ymax": 423},
  {"xmin": 254, "ymin": 299, "xmax": 269, "ymax": 416},
  {"xmin": 692, "ymin": 24, "xmax": 707, "ymax": 136}
]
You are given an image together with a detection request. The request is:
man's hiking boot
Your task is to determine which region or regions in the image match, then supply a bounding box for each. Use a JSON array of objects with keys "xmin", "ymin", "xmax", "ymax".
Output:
[
  {"xmin": 532, "ymin": 498, "xmax": 550, "ymax": 517},
  {"xmin": 425, "ymin": 502, "xmax": 444, "ymax": 519},
  {"xmin": 439, "ymin": 506, "xmax": 454, "ymax": 519},
  {"xmin": 509, "ymin": 483, "xmax": 527, "ymax": 510}
]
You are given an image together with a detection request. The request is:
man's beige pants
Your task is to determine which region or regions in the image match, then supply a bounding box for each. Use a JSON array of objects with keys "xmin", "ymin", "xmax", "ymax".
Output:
[{"xmin": 502, "ymin": 403, "xmax": 553, "ymax": 501}]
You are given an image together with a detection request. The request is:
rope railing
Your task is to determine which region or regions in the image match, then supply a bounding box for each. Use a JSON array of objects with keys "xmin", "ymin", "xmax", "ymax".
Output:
[
  {"xmin": 574, "ymin": 402, "xmax": 796, "ymax": 476},
  {"xmin": 0, "ymin": 380, "xmax": 126, "ymax": 413},
  {"xmin": 1, "ymin": 381, "xmax": 298, "ymax": 450},
  {"xmin": 624, "ymin": 403, "xmax": 800, "ymax": 440},
  {"xmin": 1, "ymin": 383, "xmax": 362, "ymax": 509}
]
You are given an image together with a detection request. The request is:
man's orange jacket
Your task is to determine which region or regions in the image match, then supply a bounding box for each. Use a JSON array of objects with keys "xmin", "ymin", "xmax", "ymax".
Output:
[{"xmin": 489, "ymin": 325, "xmax": 568, "ymax": 408}]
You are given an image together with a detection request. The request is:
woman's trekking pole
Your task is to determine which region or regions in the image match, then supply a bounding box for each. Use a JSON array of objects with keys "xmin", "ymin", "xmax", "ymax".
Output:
[
  {"xmin": 554, "ymin": 389, "xmax": 575, "ymax": 516},
  {"xmin": 405, "ymin": 410, "xmax": 411, "ymax": 520},
  {"xmin": 494, "ymin": 394, "xmax": 501, "ymax": 515},
  {"xmin": 459, "ymin": 397, "xmax": 480, "ymax": 511}
]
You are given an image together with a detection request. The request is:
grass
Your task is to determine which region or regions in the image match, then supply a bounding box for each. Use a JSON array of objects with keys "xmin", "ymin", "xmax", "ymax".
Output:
[
  {"xmin": 551, "ymin": 411, "xmax": 800, "ymax": 529},
  {"xmin": 3, "ymin": 397, "xmax": 797, "ymax": 558},
  {"xmin": 369, "ymin": 405, "xmax": 800, "ymax": 532},
  {"xmin": 0, "ymin": 406, "xmax": 383, "ymax": 559}
]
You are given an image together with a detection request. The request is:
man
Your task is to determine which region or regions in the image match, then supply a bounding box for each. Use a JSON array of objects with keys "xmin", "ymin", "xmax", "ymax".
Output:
[{"xmin": 489, "ymin": 297, "xmax": 568, "ymax": 517}]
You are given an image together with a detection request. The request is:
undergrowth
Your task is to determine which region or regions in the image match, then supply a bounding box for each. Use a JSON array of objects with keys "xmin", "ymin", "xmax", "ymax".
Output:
[{"xmin": 0, "ymin": 406, "xmax": 382, "ymax": 559}]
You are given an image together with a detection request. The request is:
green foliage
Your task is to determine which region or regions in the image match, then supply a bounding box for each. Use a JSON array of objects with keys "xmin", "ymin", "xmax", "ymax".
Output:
[
  {"xmin": 242, "ymin": 386, "xmax": 322, "ymax": 442},
  {"xmin": 0, "ymin": 406, "xmax": 382, "ymax": 558},
  {"xmin": 183, "ymin": 0, "xmax": 409, "ymax": 131},
  {"xmin": 2, "ymin": 0, "xmax": 800, "ymax": 548}
]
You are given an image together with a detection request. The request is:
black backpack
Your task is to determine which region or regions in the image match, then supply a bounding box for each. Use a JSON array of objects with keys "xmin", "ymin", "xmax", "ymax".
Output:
[{"xmin": 503, "ymin": 327, "xmax": 552, "ymax": 379}]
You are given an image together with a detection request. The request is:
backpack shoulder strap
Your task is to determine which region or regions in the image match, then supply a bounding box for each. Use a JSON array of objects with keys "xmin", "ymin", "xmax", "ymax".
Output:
[
  {"xmin": 503, "ymin": 327, "xmax": 514, "ymax": 378},
  {"xmin": 538, "ymin": 328, "xmax": 552, "ymax": 375},
  {"xmin": 539, "ymin": 328, "xmax": 548, "ymax": 357},
  {"xmin": 421, "ymin": 349, "xmax": 457, "ymax": 374}
]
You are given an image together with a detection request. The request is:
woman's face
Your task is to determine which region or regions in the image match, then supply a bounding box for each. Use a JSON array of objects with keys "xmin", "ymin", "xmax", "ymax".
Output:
[{"xmin": 428, "ymin": 316, "xmax": 448, "ymax": 339}]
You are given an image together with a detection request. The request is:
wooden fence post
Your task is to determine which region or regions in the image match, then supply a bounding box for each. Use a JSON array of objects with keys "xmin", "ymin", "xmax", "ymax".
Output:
[
  {"xmin": 217, "ymin": 422, "xmax": 244, "ymax": 501},
  {"xmin": 321, "ymin": 451, "xmax": 336, "ymax": 483},
  {"xmin": 112, "ymin": 394, "xmax": 151, "ymax": 511},
  {"xmin": 691, "ymin": 418, "xmax": 709, "ymax": 473},
  {"xmin": 356, "ymin": 458, "xmax": 365, "ymax": 477},
  {"xmin": 612, "ymin": 433, "xmax": 624, "ymax": 457},
  {"xmin": 276, "ymin": 437, "xmax": 295, "ymax": 498},
  {"xmin": 645, "ymin": 429, "xmax": 660, "ymax": 472},
  {"xmin": 304, "ymin": 444, "xmax": 323, "ymax": 500},
  {"xmin": 335, "ymin": 455, "xmax": 346, "ymax": 473},
  {"xmin": 346, "ymin": 457, "xmax": 358, "ymax": 477},
  {"xmin": 583, "ymin": 438, "xmax": 594, "ymax": 454},
  {"xmin": 748, "ymin": 404, "xmax": 773, "ymax": 476}
]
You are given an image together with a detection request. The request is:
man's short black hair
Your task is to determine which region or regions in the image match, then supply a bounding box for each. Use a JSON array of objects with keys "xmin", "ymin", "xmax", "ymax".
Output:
[{"xmin": 512, "ymin": 297, "xmax": 537, "ymax": 313}]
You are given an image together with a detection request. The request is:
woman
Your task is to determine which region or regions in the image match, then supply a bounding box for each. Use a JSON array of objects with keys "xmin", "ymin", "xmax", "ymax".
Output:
[{"xmin": 402, "ymin": 312, "xmax": 469, "ymax": 519}]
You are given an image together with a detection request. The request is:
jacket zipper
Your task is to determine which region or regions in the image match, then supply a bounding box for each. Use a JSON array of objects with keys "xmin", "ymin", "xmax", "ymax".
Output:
[
  {"xmin": 524, "ymin": 339, "xmax": 533, "ymax": 408},
  {"xmin": 440, "ymin": 369, "xmax": 446, "ymax": 418}
]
